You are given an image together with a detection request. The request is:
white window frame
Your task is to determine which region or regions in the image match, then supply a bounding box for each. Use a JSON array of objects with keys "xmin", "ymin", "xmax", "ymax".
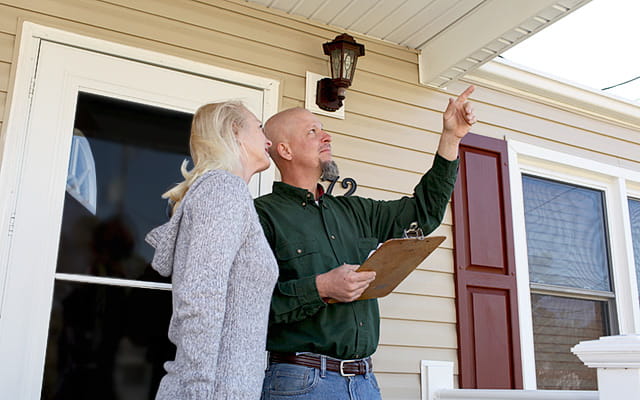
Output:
[{"xmin": 507, "ymin": 139, "xmax": 640, "ymax": 389}]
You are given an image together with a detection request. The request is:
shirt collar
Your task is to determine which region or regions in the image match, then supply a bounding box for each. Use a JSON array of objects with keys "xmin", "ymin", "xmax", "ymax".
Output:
[{"xmin": 272, "ymin": 181, "xmax": 327, "ymax": 204}]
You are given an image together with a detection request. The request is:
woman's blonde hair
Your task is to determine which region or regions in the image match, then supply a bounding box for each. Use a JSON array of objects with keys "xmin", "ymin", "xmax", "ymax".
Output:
[{"xmin": 163, "ymin": 101, "xmax": 248, "ymax": 211}]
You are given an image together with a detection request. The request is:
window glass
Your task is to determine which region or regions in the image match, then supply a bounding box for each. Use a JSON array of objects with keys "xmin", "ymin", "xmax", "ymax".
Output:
[
  {"xmin": 531, "ymin": 294, "xmax": 606, "ymax": 390},
  {"xmin": 629, "ymin": 198, "xmax": 640, "ymax": 298},
  {"xmin": 522, "ymin": 175, "xmax": 611, "ymax": 291},
  {"xmin": 56, "ymin": 92, "xmax": 192, "ymax": 282},
  {"xmin": 522, "ymin": 175, "xmax": 613, "ymax": 391}
]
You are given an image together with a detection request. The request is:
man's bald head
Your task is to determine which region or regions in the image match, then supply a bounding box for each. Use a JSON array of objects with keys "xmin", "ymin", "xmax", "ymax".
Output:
[
  {"xmin": 263, "ymin": 107, "xmax": 313, "ymax": 165},
  {"xmin": 263, "ymin": 107, "xmax": 335, "ymax": 183},
  {"xmin": 263, "ymin": 107, "xmax": 308, "ymax": 156}
]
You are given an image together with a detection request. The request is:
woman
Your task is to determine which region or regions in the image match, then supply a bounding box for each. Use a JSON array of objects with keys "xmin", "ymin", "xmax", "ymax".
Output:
[{"xmin": 145, "ymin": 101, "xmax": 278, "ymax": 399}]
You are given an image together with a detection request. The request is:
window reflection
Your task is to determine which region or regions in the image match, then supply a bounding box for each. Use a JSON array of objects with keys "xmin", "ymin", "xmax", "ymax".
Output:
[
  {"xmin": 67, "ymin": 129, "xmax": 97, "ymax": 215},
  {"xmin": 531, "ymin": 294, "xmax": 606, "ymax": 390}
]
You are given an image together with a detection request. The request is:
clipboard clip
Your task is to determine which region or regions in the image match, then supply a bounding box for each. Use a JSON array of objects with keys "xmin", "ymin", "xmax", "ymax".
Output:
[{"xmin": 403, "ymin": 222, "xmax": 425, "ymax": 240}]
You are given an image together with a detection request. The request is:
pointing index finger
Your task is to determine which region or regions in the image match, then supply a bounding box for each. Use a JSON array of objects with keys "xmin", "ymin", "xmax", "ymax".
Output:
[{"xmin": 456, "ymin": 85, "xmax": 475, "ymax": 104}]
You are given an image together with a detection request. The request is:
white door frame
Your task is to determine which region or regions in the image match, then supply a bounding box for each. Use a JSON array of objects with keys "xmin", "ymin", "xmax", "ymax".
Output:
[{"xmin": 0, "ymin": 22, "xmax": 280, "ymax": 398}]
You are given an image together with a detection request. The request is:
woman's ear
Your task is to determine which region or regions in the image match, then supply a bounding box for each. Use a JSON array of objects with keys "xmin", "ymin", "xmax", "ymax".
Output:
[{"xmin": 276, "ymin": 142, "xmax": 292, "ymax": 161}]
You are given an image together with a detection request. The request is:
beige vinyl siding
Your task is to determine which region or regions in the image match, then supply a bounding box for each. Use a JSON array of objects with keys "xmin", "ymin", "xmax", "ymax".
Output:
[{"xmin": 0, "ymin": 1, "xmax": 638, "ymax": 399}]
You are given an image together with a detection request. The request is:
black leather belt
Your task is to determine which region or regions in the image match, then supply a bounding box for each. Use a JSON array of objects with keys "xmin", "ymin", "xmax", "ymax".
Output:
[{"xmin": 269, "ymin": 352, "xmax": 372, "ymax": 377}]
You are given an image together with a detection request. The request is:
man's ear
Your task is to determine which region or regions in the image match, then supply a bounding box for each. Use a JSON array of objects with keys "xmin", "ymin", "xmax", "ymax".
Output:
[{"xmin": 277, "ymin": 142, "xmax": 293, "ymax": 161}]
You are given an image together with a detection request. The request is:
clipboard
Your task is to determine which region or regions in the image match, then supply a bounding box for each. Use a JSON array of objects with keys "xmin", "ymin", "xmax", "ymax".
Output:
[{"xmin": 348, "ymin": 235, "xmax": 445, "ymax": 301}]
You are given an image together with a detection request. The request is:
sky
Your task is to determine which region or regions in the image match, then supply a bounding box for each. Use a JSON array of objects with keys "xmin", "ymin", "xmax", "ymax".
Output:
[{"xmin": 501, "ymin": 0, "xmax": 640, "ymax": 104}]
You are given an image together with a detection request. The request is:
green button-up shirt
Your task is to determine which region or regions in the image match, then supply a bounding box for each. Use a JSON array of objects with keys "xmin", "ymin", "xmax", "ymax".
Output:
[{"xmin": 254, "ymin": 154, "xmax": 459, "ymax": 360}]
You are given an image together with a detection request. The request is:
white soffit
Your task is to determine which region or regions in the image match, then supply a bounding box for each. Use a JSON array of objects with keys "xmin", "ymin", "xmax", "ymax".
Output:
[
  {"xmin": 246, "ymin": 0, "xmax": 591, "ymax": 87},
  {"xmin": 418, "ymin": 0, "xmax": 591, "ymax": 88}
]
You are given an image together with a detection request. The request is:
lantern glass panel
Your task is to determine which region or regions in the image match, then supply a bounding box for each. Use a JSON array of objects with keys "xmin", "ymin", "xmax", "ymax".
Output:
[
  {"xmin": 331, "ymin": 49, "xmax": 342, "ymax": 79},
  {"xmin": 343, "ymin": 49, "xmax": 355, "ymax": 81}
]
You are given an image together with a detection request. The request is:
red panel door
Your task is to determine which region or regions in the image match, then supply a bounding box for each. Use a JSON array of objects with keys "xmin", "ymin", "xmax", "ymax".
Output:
[{"xmin": 452, "ymin": 133, "xmax": 523, "ymax": 389}]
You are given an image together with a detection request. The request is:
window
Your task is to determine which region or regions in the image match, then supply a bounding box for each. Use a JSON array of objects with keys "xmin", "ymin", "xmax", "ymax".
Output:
[
  {"xmin": 522, "ymin": 175, "xmax": 614, "ymax": 390},
  {"xmin": 629, "ymin": 198, "xmax": 640, "ymax": 300}
]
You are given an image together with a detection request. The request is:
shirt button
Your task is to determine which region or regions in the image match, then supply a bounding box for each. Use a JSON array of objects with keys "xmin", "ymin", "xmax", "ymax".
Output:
[
  {"xmin": 307, "ymin": 193, "xmax": 312, "ymax": 198},
  {"xmin": 301, "ymin": 202, "xmax": 306, "ymax": 206},
  {"xmin": 355, "ymin": 354, "xmax": 359, "ymax": 358},
  {"xmin": 359, "ymin": 322, "xmax": 363, "ymax": 326},
  {"xmin": 330, "ymin": 235, "xmax": 336, "ymax": 240},
  {"xmin": 296, "ymin": 249, "xmax": 302, "ymax": 254}
]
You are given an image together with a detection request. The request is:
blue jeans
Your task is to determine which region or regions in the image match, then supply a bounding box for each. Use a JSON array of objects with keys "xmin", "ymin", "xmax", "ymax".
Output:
[{"xmin": 260, "ymin": 361, "xmax": 382, "ymax": 400}]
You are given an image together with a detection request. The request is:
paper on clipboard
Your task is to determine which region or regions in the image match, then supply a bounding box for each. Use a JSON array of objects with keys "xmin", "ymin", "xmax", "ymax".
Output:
[{"xmin": 354, "ymin": 236, "xmax": 446, "ymax": 301}]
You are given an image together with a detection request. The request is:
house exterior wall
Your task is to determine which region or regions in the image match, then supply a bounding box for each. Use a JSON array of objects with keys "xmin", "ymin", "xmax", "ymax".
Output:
[{"xmin": 0, "ymin": 1, "xmax": 638, "ymax": 399}]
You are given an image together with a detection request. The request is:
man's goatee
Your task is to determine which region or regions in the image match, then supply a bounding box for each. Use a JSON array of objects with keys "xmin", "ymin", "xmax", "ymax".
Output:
[{"xmin": 320, "ymin": 160, "xmax": 339, "ymax": 181}]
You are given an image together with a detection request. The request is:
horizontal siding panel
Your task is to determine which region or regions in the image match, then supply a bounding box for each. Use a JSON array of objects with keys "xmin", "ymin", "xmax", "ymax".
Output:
[
  {"xmin": 352, "ymin": 69, "xmax": 454, "ymax": 114},
  {"xmin": 0, "ymin": 62, "xmax": 10, "ymax": 91},
  {"xmin": 379, "ymin": 292, "xmax": 456, "ymax": 323},
  {"xmin": 103, "ymin": 0, "xmax": 332, "ymax": 63},
  {"xmin": 332, "ymin": 157, "xmax": 459, "ymax": 203},
  {"xmin": 430, "ymin": 224, "xmax": 452, "ymax": 249},
  {"xmin": 416, "ymin": 247, "xmax": 454, "ymax": 274},
  {"xmin": 0, "ymin": 32, "xmax": 14, "ymax": 62},
  {"xmin": 379, "ymin": 319, "xmax": 457, "ymax": 348},
  {"xmin": 334, "ymin": 156, "xmax": 422, "ymax": 194},
  {"xmin": 375, "ymin": 372, "xmax": 421, "ymax": 400},
  {"xmin": 331, "ymin": 133, "xmax": 433, "ymax": 173},
  {"xmin": 0, "ymin": 5, "xmax": 290, "ymax": 88},
  {"xmin": 393, "ymin": 269, "xmax": 455, "ymax": 297},
  {"xmin": 0, "ymin": 7, "xmax": 18, "ymax": 34},
  {"xmin": 0, "ymin": 92, "xmax": 6, "ymax": 116},
  {"xmin": 324, "ymin": 112, "xmax": 441, "ymax": 153},
  {"xmin": 373, "ymin": 345, "xmax": 459, "ymax": 374},
  {"xmin": 348, "ymin": 90, "xmax": 443, "ymax": 133},
  {"xmin": 1, "ymin": 0, "xmax": 328, "ymax": 77}
]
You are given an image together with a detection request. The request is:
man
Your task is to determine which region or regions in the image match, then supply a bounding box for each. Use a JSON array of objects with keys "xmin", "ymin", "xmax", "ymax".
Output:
[{"xmin": 255, "ymin": 86, "xmax": 477, "ymax": 399}]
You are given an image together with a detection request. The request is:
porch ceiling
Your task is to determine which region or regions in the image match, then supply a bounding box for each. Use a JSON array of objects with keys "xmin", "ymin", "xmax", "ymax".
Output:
[{"xmin": 245, "ymin": 0, "xmax": 591, "ymax": 87}]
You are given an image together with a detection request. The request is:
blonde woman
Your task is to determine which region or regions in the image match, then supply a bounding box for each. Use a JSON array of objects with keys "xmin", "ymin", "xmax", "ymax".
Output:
[{"xmin": 145, "ymin": 101, "xmax": 278, "ymax": 399}]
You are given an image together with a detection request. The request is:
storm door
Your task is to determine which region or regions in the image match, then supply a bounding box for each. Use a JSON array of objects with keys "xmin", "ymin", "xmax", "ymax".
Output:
[{"xmin": 0, "ymin": 37, "xmax": 276, "ymax": 399}]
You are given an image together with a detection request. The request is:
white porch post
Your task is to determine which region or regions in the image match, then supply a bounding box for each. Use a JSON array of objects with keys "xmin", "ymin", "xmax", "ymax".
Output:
[{"xmin": 572, "ymin": 335, "xmax": 640, "ymax": 400}]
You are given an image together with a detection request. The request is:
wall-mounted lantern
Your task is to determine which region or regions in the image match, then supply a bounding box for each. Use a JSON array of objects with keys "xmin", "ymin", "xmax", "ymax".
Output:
[{"xmin": 316, "ymin": 33, "xmax": 365, "ymax": 112}]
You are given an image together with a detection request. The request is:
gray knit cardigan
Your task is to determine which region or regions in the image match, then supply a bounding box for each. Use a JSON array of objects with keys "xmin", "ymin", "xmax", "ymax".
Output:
[{"xmin": 146, "ymin": 170, "xmax": 278, "ymax": 399}]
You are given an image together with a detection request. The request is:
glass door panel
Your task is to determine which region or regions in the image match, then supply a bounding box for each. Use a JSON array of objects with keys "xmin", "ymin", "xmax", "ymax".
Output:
[{"xmin": 42, "ymin": 92, "xmax": 189, "ymax": 399}]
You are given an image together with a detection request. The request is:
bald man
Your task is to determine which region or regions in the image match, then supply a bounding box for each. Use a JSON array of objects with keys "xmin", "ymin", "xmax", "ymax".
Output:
[{"xmin": 255, "ymin": 86, "xmax": 477, "ymax": 400}]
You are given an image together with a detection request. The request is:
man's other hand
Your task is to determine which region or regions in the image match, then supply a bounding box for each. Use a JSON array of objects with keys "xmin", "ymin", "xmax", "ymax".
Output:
[{"xmin": 316, "ymin": 264, "xmax": 376, "ymax": 303}]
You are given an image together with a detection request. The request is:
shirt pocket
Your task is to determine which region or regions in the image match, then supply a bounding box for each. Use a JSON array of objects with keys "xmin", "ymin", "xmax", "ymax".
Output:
[{"xmin": 274, "ymin": 240, "xmax": 321, "ymax": 278}]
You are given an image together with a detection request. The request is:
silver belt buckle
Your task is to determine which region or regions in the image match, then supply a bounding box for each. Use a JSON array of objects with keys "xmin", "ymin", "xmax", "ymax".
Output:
[{"xmin": 339, "ymin": 359, "xmax": 357, "ymax": 377}]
